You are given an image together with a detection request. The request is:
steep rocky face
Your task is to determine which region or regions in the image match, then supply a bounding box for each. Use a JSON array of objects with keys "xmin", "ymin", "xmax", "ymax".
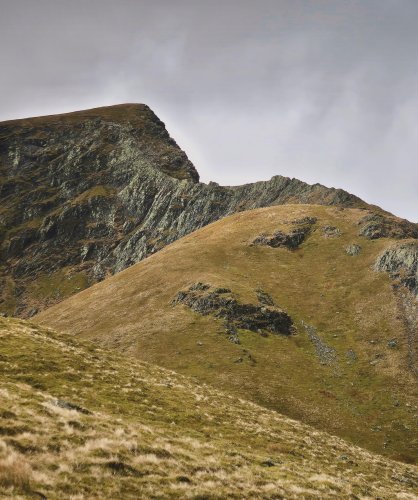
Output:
[
  {"xmin": 375, "ymin": 242, "xmax": 418, "ymax": 297},
  {"xmin": 0, "ymin": 103, "xmax": 414, "ymax": 316},
  {"xmin": 358, "ymin": 213, "xmax": 418, "ymax": 240}
]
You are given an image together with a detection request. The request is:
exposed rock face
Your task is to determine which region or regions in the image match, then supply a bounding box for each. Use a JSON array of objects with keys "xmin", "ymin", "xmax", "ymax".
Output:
[
  {"xmin": 172, "ymin": 283, "xmax": 294, "ymax": 341},
  {"xmin": 0, "ymin": 103, "xmax": 403, "ymax": 316},
  {"xmin": 374, "ymin": 242, "xmax": 418, "ymax": 297},
  {"xmin": 252, "ymin": 218, "xmax": 316, "ymax": 250},
  {"xmin": 358, "ymin": 214, "xmax": 418, "ymax": 240}
]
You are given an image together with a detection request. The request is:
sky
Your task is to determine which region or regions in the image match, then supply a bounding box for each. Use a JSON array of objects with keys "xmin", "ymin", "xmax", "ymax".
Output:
[{"xmin": 0, "ymin": 0, "xmax": 417, "ymax": 221}]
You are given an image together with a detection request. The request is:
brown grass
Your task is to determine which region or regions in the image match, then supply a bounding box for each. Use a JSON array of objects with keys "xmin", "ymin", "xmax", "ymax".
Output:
[
  {"xmin": 0, "ymin": 441, "xmax": 32, "ymax": 491},
  {"xmin": 0, "ymin": 317, "xmax": 417, "ymax": 498}
]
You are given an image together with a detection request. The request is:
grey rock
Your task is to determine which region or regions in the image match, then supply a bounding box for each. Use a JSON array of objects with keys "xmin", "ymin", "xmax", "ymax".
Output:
[
  {"xmin": 54, "ymin": 399, "xmax": 91, "ymax": 415},
  {"xmin": 345, "ymin": 244, "xmax": 361, "ymax": 256},
  {"xmin": 252, "ymin": 226, "xmax": 311, "ymax": 250},
  {"xmin": 302, "ymin": 321, "xmax": 337, "ymax": 365},
  {"xmin": 0, "ymin": 104, "xmax": 409, "ymax": 317},
  {"xmin": 358, "ymin": 213, "xmax": 418, "ymax": 240},
  {"xmin": 287, "ymin": 216, "xmax": 318, "ymax": 226},
  {"xmin": 260, "ymin": 459, "xmax": 276, "ymax": 467},
  {"xmin": 374, "ymin": 242, "xmax": 418, "ymax": 296},
  {"xmin": 26, "ymin": 308, "xmax": 39, "ymax": 318},
  {"xmin": 189, "ymin": 282, "xmax": 210, "ymax": 292},
  {"xmin": 213, "ymin": 287, "xmax": 231, "ymax": 294},
  {"xmin": 346, "ymin": 349, "xmax": 357, "ymax": 362},
  {"xmin": 322, "ymin": 225, "xmax": 341, "ymax": 238},
  {"xmin": 173, "ymin": 283, "xmax": 294, "ymax": 337}
]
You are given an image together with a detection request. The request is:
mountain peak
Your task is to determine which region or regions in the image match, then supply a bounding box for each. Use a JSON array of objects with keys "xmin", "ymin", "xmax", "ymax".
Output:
[
  {"xmin": 1, "ymin": 104, "xmax": 416, "ymax": 318},
  {"xmin": 0, "ymin": 103, "xmax": 200, "ymax": 183}
]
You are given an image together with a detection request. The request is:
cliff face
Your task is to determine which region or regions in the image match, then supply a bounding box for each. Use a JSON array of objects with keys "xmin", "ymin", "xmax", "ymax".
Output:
[{"xmin": 0, "ymin": 103, "xmax": 414, "ymax": 316}]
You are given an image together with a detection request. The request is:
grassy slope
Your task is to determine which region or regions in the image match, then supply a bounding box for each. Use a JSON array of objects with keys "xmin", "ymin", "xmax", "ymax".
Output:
[
  {"xmin": 36, "ymin": 205, "xmax": 418, "ymax": 463},
  {"xmin": 1, "ymin": 317, "xmax": 417, "ymax": 499}
]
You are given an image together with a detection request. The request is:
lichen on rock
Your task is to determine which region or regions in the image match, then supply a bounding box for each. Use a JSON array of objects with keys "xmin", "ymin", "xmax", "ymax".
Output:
[{"xmin": 374, "ymin": 242, "xmax": 418, "ymax": 296}]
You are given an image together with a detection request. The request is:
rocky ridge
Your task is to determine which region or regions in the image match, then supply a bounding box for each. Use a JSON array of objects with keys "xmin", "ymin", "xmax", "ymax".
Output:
[{"xmin": 1, "ymin": 104, "xmax": 417, "ymax": 316}]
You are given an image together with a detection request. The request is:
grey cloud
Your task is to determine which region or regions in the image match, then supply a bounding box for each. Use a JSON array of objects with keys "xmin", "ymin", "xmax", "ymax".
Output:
[{"xmin": 0, "ymin": 0, "xmax": 417, "ymax": 220}]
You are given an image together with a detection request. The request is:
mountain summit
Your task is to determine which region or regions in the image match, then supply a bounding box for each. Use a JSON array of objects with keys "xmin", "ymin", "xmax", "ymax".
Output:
[{"xmin": 1, "ymin": 103, "xmax": 395, "ymax": 317}]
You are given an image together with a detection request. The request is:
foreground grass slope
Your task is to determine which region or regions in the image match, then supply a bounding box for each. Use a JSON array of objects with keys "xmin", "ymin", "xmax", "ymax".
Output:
[
  {"xmin": 37, "ymin": 205, "xmax": 418, "ymax": 464},
  {"xmin": 0, "ymin": 317, "xmax": 417, "ymax": 498}
]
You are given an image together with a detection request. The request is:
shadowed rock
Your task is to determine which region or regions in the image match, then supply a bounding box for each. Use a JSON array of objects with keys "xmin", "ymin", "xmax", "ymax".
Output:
[
  {"xmin": 256, "ymin": 289, "xmax": 275, "ymax": 306},
  {"xmin": 252, "ymin": 226, "xmax": 311, "ymax": 250},
  {"xmin": 172, "ymin": 283, "xmax": 294, "ymax": 339}
]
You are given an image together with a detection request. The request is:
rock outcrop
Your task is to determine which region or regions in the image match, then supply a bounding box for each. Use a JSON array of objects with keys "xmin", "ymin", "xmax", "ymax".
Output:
[
  {"xmin": 172, "ymin": 283, "xmax": 294, "ymax": 342},
  {"xmin": 252, "ymin": 226, "xmax": 311, "ymax": 250},
  {"xmin": 374, "ymin": 242, "xmax": 418, "ymax": 297},
  {"xmin": 252, "ymin": 217, "xmax": 315, "ymax": 249},
  {"xmin": 0, "ymin": 103, "xmax": 412, "ymax": 316}
]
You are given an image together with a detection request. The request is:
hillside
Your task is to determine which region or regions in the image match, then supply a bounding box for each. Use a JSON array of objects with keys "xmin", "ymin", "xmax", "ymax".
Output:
[
  {"xmin": 37, "ymin": 204, "xmax": 418, "ymax": 464},
  {"xmin": 1, "ymin": 316, "xmax": 417, "ymax": 498},
  {"xmin": 0, "ymin": 103, "xmax": 391, "ymax": 318}
]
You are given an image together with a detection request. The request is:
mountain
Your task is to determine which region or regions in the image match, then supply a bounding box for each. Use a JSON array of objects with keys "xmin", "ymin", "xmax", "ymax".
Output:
[
  {"xmin": 0, "ymin": 103, "xmax": 396, "ymax": 318},
  {"xmin": 1, "ymin": 316, "xmax": 417, "ymax": 498},
  {"xmin": 36, "ymin": 204, "xmax": 418, "ymax": 464}
]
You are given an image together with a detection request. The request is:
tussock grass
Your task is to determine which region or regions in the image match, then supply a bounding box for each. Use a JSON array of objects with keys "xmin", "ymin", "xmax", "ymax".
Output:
[
  {"xmin": 0, "ymin": 441, "xmax": 32, "ymax": 490},
  {"xmin": 0, "ymin": 317, "xmax": 417, "ymax": 498}
]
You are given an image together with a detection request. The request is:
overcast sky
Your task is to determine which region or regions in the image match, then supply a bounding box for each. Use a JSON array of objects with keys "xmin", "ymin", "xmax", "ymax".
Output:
[{"xmin": 1, "ymin": 0, "xmax": 417, "ymax": 221}]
